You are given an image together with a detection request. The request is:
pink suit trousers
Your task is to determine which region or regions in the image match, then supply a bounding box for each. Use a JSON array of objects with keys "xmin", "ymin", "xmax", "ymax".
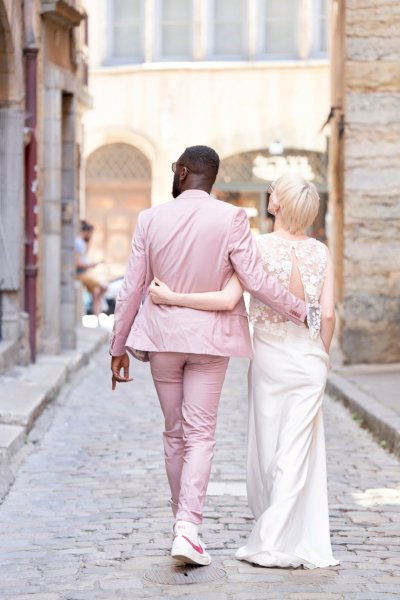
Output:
[{"xmin": 149, "ymin": 351, "xmax": 229, "ymax": 525}]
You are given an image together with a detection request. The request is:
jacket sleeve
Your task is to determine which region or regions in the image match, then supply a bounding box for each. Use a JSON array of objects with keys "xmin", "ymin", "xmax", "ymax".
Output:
[
  {"xmin": 109, "ymin": 213, "xmax": 147, "ymax": 356},
  {"xmin": 228, "ymin": 208, "xmax": 307, "ymax": 324}
]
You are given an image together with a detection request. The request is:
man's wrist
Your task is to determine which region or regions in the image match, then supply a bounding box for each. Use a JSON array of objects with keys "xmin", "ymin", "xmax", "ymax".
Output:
[{"xmin": 110, "ymin": 345, "xmax": 127, "ymax": 357}]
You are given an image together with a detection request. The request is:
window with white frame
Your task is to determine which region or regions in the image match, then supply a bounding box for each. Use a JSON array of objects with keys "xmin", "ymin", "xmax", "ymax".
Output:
[
  {"xmin": 259, "ymin": 0, "xmax": 297, "ymax": 57},
  {"xmin": 159, "ymin": 0, "xmax": 193, "ymax": 60},
  {"xmin": 111, "ymin": 0, "xmax": 143, "ymax": 61},
  {"xmin": 211, "ymin": 0, "xmax": 246, "ymax": 58},
  {"xmin": 316, "ymin": 0, "xmax": 328, "ymax": 54}
]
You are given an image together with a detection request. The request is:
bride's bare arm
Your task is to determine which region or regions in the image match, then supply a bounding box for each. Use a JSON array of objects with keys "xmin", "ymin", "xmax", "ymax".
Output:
[
  {"xmin": 149, "ymin": 274, "xmax": 243, "ymax": 311},
  {"xmin": 319, "ymin": 247, "xmax": 335, "ymax": 353}
]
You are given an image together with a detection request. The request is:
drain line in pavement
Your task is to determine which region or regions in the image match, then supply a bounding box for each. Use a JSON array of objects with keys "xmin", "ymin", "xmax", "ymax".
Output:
[{"xmin": 144, "ymin": 564, "xmax": 227, "ymax": 585}]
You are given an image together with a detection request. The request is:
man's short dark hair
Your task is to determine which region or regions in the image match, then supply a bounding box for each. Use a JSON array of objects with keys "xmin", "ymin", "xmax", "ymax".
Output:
[
  {"xmin": 81, "ymin": 220, "xmax": 94, "ymax": 232},
  {"xmin": 182, "ymin": 145, "xmax": 220, "ymax": 179}
]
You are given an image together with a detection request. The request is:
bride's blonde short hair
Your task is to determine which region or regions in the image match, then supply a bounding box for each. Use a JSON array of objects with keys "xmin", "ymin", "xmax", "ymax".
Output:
[{"xmin": 273, "ymin": 173, "xmax": 320, "ymax": 234}]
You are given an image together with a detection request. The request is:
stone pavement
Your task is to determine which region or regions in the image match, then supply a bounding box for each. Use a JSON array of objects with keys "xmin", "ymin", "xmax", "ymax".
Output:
[
  {"xmin": 327, "ymin": 350, "xmax": 400, "ymax": 458},
  {"xmin": 0, "ymin": 348, "xmax": 399, "ymax": 600},
  {"xmin": 0, "ymin": 326, "xmax": 108, "ymax": 501}
]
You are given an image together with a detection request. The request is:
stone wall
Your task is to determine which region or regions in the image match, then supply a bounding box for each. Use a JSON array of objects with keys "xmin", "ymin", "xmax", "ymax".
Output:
[
  {"xmin": 38, "ymin": 20, "xmax": 87, "ymax": 353},
  {"xmin": 342, "ymin": 0, "xmax": 400, "ymax": 363},
  {"xmin": 35, "ymin": 0, "xmax": 90, "ymax": 355},
  {"xmin": 0, "ymin": 1, "xmax": 29, "ymax": 370},
  {"xmin": 0, "ymin": 0, "xmax": 90, "ymax": 369}
]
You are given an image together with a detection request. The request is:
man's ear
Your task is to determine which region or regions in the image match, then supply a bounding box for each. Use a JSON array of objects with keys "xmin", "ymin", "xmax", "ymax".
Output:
[{"xmin": 180, "ymin": 166, "xmax": 189, "ymax": 181}]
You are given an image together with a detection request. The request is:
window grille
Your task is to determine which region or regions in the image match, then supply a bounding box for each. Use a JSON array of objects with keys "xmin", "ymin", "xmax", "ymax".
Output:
[{"xmin": 86, "ymin": 143, "xmax": 151, "ymax": 180}]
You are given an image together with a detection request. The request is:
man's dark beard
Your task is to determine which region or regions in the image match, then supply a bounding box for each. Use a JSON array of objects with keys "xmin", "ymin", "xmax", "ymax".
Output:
[{"xmin": 172, "ymin": 172, "xmax": 181, "ymax": 198}]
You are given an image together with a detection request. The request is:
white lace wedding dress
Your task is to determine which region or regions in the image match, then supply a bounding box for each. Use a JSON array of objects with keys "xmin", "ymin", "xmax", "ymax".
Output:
[{"xmin": 236, "ymin": 234, "xmax": 339, "ymax": 569}]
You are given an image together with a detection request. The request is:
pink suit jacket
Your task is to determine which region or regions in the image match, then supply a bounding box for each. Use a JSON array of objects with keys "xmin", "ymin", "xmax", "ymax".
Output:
[{"xmin": 110, "ymin": 190, "xmax": 306, "ymax": 359}]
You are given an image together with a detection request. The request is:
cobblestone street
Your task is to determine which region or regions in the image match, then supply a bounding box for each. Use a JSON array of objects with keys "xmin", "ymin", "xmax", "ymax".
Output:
[{"xmin": 0, "ymin": 347, "xmax": 399, "ymax": 600}]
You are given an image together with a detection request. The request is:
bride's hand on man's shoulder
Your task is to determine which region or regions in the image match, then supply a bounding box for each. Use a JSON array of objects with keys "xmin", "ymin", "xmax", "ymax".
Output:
[{"xmin": 149, "ymin": 277, "xmax": 175, "ymax": 305}]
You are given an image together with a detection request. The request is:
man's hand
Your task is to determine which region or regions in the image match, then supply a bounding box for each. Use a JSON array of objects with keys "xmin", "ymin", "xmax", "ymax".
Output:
[{"xmin": 111, "ymin": 353, "xmax": 134, "ymax": 390}]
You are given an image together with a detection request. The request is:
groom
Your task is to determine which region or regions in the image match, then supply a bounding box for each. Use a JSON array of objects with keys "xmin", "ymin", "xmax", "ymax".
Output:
[{"xmin": 110, "ymin": 145, "xmax": 306, "ymax": 566}]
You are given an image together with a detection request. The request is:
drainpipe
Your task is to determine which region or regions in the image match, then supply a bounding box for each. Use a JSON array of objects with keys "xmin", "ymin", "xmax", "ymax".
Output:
[{"xmin": 23, "ymin": 1, "xmax": 38, "ymax": 362}]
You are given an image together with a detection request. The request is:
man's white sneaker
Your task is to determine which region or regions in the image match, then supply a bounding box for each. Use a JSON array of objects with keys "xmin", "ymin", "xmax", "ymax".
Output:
[{"xmin": 171, "ymin": 534, "xmax": 211, "ymax": 566}]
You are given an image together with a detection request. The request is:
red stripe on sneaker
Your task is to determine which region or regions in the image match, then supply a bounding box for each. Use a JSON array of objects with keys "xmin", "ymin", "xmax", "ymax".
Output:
[{"xmin": 181, "ymin": 535, "xmax": 204, "ymax": 555}]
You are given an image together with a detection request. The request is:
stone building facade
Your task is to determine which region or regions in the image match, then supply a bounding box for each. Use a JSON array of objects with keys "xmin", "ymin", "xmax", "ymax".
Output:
[
  {"xmin": 38, "ymin": 0, "xmax": 90, "ymax": 354},
  {"xmin": 0, "ymin": 0, "xmax": 26, "ymax": 372},
  {"xmin": 329, "ymin": 0, "xmax": 400, "ymax": 363},
  {"xmin": 83, "ymin": 0, "xmax": 330, "ymax": 284},
  {"xmin": 0, "ymin": 0, "xmax": 89, "ymax": 371}
]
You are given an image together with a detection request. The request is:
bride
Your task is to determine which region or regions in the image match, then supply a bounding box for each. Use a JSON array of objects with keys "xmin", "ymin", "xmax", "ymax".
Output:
[{"xmin": 149, "ymin": 173, "xmax": 339, "ymax": 569}]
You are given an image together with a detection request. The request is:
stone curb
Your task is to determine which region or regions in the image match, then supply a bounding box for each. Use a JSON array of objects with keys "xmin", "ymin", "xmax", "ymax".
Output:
[
  {"xmin": 0, "ymin": 326, "xmax": 108, "ymax": 500},
  {"xmin": 327, "ymin": 370, "xmax": 400, "ymax": 458}
]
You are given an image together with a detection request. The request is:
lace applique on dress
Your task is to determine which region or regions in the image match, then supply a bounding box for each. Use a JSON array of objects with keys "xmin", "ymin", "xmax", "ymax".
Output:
[{"xmin": 250, "ymin": 235, "xmax": 328, "ymax": 339}]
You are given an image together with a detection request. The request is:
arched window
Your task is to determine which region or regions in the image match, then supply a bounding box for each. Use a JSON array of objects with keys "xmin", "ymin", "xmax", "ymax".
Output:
[
  {"xmin": 215, "ymin": 148, "xmax": 328, "ymax": 238},
  {"xmin": 86, "ymin": 143, "xmax": 151, "ymax": 181},
  {"xmin": 85, "ymin": 143, "xmax": 152, "ymax": 279}
]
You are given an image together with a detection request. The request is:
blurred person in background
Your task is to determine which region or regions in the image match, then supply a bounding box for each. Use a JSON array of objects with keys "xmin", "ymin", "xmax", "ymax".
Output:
[{"xmin": 75, "ymin": 220, "xmax": 107, "ymax": 317}]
